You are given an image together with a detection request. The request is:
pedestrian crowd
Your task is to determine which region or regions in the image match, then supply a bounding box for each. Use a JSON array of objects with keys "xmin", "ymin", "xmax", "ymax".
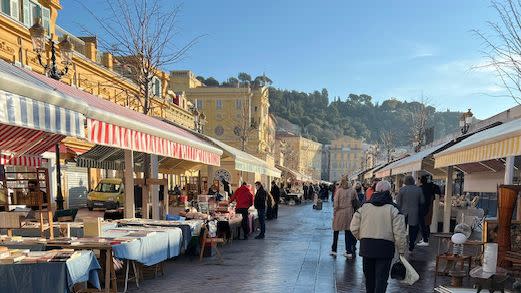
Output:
[{"xmin": 331, "ymin": 174, "xmax": 441, "ymax": 293}]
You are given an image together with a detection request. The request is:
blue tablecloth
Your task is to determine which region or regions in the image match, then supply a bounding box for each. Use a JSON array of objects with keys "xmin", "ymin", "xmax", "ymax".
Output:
[
  {"xmin": 108, "ymin": 227, "xmax": 182, "ymax": 266},
  {"xmin": 0, "ymin": 250, "xmax": 100, "ymax": 293}
]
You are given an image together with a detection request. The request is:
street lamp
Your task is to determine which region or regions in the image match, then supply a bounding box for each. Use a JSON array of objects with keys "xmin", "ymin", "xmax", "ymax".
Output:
[
  {"xmin": 193, "ymin": 108, "xmax": 207, "ymax": 133},
  {"xmin": 459, "ymin": 109, "xmax": 474, "ymax": 135},
  {"xmin": 29, "ymin": 18, "xmax": 74, "ymax": 210},
  {"xmin": 29, "ymin": 18, "xmax": 74, "ymax": 80}
]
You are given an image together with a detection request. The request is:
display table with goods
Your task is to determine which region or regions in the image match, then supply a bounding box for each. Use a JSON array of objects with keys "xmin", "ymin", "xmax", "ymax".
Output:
[
  {"xmin": 0, "ymin": 247, "xmax": 101, "ymax": 293},
  {"xmin": 116, "ymin": 218, "xmax": 203, "ymax": 251},
  {"xmin": 0, "ymin": 221, "xmax": 118, "ymax": 238}
]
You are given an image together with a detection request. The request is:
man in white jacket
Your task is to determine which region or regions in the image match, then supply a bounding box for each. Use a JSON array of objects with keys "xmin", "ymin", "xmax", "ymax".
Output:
[{"xmin": 350, "ymin": 180, "xmax": 407, "ymax": 293}]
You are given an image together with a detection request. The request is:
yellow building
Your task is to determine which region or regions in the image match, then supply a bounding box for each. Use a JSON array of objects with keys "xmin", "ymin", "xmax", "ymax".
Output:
[
  {"xmin": 276, "ymin": 131, "xmax": 323, "ymax": 180},
  {"xmin": 170, "ymin": 70, "xmax": 274, "ymax": 162},
  {"xmin": 329, "ymin": 136, "xmax": 363, "ymax": 182},
  {"xmin": 0, "ymin": 0, "xmax": 194, "ymax": 129}
]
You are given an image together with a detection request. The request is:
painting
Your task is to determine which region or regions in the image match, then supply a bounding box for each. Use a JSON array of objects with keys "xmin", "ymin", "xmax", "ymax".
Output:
[{"xmin": 484, "ymin": 219, "xmax": 521, "ymax": 252}]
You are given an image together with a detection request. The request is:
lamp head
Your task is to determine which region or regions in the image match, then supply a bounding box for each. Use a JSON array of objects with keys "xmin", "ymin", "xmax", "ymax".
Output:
[{"xmin": 29, "ymin": 18, "xmax": 46, "ymax": 53}]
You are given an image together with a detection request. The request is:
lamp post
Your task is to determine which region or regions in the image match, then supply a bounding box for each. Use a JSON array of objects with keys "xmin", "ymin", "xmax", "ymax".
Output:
[
  {"xmin": 29, "ymin": 18, "xmax": 74, "ymax": 210},
  {"xmin": 459, "ymin": 109, "xmax": 474, "ymax": 135}
]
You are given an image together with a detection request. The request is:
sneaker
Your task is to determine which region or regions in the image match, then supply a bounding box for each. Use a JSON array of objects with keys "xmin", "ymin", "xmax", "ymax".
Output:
[
  {"xmin": 330, "ymin": 251, "xmax": 337, "ymax": 256},
  {"xmin": 417, "ymin": 240, "xmax": 429, "ymax": 247},
  {"xmin": 344, "ymin": 252, "xmax": 353, "ymax": 259}
]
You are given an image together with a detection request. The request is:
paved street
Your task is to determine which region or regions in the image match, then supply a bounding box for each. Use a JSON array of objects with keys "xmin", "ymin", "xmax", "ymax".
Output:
[{"xmin": 127, "ymin": 201, "xmax": 445, "ymax": 293}]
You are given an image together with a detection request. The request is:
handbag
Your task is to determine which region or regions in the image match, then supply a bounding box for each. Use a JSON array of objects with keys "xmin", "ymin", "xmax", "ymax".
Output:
[
  {"xmin": 390, "ymin": 260, "xmax": 406, "ymax": 280},
  {"xmin": 399, "ymin": 255, "xmax": 419, "ymax": 285}
]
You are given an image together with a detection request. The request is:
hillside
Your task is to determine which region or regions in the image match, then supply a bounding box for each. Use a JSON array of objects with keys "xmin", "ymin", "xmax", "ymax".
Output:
[{"xmin": 268, "ymin": 87, "xmax": 461, "ymax": 145}]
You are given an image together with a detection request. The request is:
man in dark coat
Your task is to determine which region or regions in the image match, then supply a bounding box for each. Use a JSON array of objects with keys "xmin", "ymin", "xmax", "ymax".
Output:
[
  {"xmin": 254, "ymin": 181, "xmax": 267, "ymax": 239},
  {"xmin": 270, "ymin": 181, "xmax": 281, "ymax": 219},
  {"xmin": 303, "ymin": 183, "xmax": 309, "ymax": 200},
  {"xmin": 419, "ymin": 175, "xmax": 441, "ymax": 246}
]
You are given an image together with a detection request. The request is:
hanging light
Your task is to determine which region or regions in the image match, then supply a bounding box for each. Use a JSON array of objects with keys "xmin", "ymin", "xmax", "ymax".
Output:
[
  {"xmin": 58, "ymin": 35, "xmax": 74, "ymax": 66},
  {"xmin": 29, "ymin": 18, "xmax": 46, "ymax": 53}
]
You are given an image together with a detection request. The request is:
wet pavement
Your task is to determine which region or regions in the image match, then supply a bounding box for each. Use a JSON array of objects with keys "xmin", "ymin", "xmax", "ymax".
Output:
[{"xmin": 124, "ymin": 201, "xmax": 456, "ymax": 293}]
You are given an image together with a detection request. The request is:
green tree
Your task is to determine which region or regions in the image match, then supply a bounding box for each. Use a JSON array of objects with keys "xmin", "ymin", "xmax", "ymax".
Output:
[{"xmin": 204, "ymin": 77, "xmax": 220, "ymax": 87}]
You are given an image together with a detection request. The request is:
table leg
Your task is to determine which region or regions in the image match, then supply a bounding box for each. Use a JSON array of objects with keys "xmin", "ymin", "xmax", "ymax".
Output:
[
  {"xmin": 110, "ymin": 249, "xmax": 117, "ymax": 292},
  {"xmin": 105, "ymin": 250, "xmax": 110, "ymax": 293}
]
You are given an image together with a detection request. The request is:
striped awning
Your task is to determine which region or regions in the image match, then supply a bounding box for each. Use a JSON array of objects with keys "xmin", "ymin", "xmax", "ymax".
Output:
[
  {"xmin": 87, "ymin": 119, "xmax": 220, "ymax": 166},
  {"xmin": 379, "ymin": 143, "xmax": 447, "ymax": 176},
  {"xmin": 0, "ymin": 90, "xmax": 85, "ymax": 138},
  {"xmin": 276, "ymin": 165, "xmax": 310, "ymax": 181},
  {"xmin": 434, "ymin": 119, "xmax": 521, "ymax": 168},
  {"xmin": 0, "ymin": 153, "xmax": 45, "ymax": 167}
]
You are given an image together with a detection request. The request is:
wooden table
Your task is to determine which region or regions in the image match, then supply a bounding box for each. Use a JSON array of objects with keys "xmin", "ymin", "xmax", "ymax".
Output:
[{"xmin": 435, "ymin": 254, "xmax": 473, "ymax": 282}]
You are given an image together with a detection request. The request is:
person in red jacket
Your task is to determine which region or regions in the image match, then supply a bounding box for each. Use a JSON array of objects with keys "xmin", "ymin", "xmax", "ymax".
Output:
[{"xmin": 230, "ymin": 182, "xmax": 254, "ymax": 240}]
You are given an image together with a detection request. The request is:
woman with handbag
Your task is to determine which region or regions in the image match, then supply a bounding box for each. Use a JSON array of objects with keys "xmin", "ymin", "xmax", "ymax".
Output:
[
  {"xmin": 331, "ymin": 176, "xmax": 359, "ymax": 259},
  {"xmin": 350, "ymin": 180, "xmax": 407, "ymax": 293}
]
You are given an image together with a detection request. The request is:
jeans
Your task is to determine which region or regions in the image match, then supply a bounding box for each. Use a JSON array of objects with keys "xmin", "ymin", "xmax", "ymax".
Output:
[
  {"xmin": 419, "ymin": 210, "xmax": 430, "ymax": 242},
  {"xmin": 363, "ymin": 257, "xmax": 393, "ymax": 293},
  {"xmin": 257, "ymin": 208, "xmax": 266, "ymax": 236},
  {"xmin": 408, "ymin": 225, "xmax": 420, "ymax": 251},
  {"xmin": 405, "ymin": 216, "xmax": 420, "ymax": 251},
  {"xmin": 272, "ymin": 204, "xmax": 278, "ymax": 219},
  {"xmin": 332, "ymin": 230, "xmax": 357, "ymax": 253},
  {"xmin": 236, "ymin": 208, "xmax": 249, "ymax": 239}
]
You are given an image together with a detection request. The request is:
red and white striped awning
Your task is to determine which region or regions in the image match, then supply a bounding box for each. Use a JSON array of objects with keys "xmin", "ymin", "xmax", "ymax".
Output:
[
  {"xmin": 0, "ymin": 153, "xmax": 44, "ymax": 167},
  {"xmin": 87, "ymin": 119, "xmax": 221, "ymax": 166}
]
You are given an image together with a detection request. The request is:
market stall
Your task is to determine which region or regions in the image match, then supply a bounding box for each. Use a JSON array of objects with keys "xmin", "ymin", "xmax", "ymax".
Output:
[{"xmin": 0, "ymin": 248, "xmax": 100, "ymax": 293}]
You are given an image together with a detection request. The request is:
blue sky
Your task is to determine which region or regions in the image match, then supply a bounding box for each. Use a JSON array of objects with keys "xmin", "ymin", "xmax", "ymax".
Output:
[{"xmin": 58, "ymin": 0, "xmax": 516, "ymax": 119}]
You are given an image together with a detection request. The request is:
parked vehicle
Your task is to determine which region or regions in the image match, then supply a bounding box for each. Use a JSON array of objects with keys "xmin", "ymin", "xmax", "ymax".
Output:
[{"xmin": 87, "ymin": 178, "xmax": 124, "ymax": 211}]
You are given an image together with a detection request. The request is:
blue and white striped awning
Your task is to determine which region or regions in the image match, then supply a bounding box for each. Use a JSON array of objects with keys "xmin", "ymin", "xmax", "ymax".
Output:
[{"xmin": 0, "ymin": 89, "xmax": 85, "ymax": 138}]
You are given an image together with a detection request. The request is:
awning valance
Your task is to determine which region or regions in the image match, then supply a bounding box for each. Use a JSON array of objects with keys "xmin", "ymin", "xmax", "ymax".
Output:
[
  {"xmin": 0, "ymin": 153, "xmax": 45, "ymax": 167},
  {"xmin": 434, "ymin": 119, "xmax": 521, "ymax": 168},
  {"xmin": 88, "ymin": 119, "xmax": 220, "ymax": 166},
  {"xmin": 206, "ymin": 136, "xmax": 280, "ymax": 178},
  {"xmin": 380, "ymin": 143, "xmax": 447, "ymax": 175},
  {"xmin": 0, "ymin": 90, "xmax": 85, "ymax": 138}
]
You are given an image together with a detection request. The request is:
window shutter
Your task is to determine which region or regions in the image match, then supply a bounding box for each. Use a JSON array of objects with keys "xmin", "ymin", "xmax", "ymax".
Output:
[
  {"xmin": 41, "ymin": 6, "xmax": 50, "ymax": 35},
  {"xmin": 10, "ymin": 0, "xmax": 19, "ymax": 20},
  {"xmin": 22, "ymin": 0, "xmax": 30, "ymax": 27}
]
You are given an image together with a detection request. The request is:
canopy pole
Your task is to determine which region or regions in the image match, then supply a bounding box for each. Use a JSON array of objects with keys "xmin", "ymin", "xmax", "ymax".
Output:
[
  {"xmin": 151, "ymin": 154, "xmax": 159, "ymax": 220},
  {"xmin": 124, "ymin": 150, "xmax": 135, "ymax": 219},
  {"xmin": 443, "ymin": 166, "xmax": 453, "ymax": 233},
  {"xmin": 505, "ymin": 156, "xmax": 521, "ymax": 220}
]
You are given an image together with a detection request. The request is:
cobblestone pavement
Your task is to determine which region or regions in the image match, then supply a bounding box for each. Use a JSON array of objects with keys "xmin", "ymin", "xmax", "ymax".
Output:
[{"xmin": 126, "ymin": 201, "xmax": 451, "ymax": 293}]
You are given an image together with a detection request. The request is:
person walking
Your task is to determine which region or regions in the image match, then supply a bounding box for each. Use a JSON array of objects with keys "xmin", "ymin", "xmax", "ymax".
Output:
[
  {"xmin": 254, "ymin": 181, "xmax": 268, "ymax": 239},
  {"xmin": 355, "ymin": 182, "xmax": 365, "ymax": 204},
  {"xmin": 418, "ymin": 175, "xmax": 441, "ymax": 246},
  {"xmin": 365, "ymin": 180, "xmax": 378, "ymax": 202},
  {"xmin": 229, "ymin": 182, "xmax": 254, "ymax": 240},
  {"xmin": 350, "ymin": 180, "xmax": 407, "ymax": 293},
  {"xmin": 270, "ymin": 181, "xmax": 281, "ymax": 219},
  {"xmin": 331, "ymin": 176, "xmax": 359, "ymax": 258},
  {"xmin": 396, "ymin": 175, "xmax": 425, "ymax": 252}
]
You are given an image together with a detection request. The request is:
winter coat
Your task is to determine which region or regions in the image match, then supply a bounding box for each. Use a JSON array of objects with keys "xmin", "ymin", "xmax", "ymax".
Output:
[
  {"xmin": 350, "ymin": 191, "xmax": 407, "ymax": 258},
  {"xmin": 254, "ymin": 186, "xmax": 268, "ymax": 210},
  {"xmin": 230, "ymin": 185, "xmax": 254, "ymax": 209},
  {"xmin": 332, "ymin": 187, "xmax": 358, "ymax": 231},
  {"xmin": 270, "ymin": 185, "xmax": 281, "ymax": 204},
  {"xmin": 397, "ymin": 185, "xmax": 425, "ymax": 226}
]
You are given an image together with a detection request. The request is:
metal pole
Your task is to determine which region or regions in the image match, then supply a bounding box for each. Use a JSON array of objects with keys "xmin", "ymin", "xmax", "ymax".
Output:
[{"xmin": 55, "ymin": 144, "xmax": 64, "ymax": 210}]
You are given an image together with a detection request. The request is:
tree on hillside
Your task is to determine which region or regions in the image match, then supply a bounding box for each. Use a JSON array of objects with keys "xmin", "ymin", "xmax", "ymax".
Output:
[
  {"xmin": 253, "ymin": 75, "xmax": 273, "ymax": 88},
  {"xmin": 410, "ymin": 100, "xmax": 434, "ymax": 152},
  {"xmin": 380, "ymin": 129, "xmax": 396, "ymax": 163},
  {"xmin": 475, "ymin": 0, "xmax": 521, "ymax": 104},
  {"xmin": 196, "ymin": 76, "xmax": 206, "ymax": 84},
  {"xmin": 238, "ymin": 72, "xmax": 252, "ymax": 86},
  {"xmin": 204, "ymin": 77, "xmax": 220, "ymax": 87},
  {"xmin": 222, "ymin": 77, "xmax": 239, "ymax": 88}
]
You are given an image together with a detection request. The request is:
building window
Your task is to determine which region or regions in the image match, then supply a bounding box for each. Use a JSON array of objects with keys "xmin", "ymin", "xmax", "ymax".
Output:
[
  {"xmin": 235, "ymin": 99, "xmax": 242, "ymax": 109},
  {"xmin": 196, "ymin": 100, "xmax": 203, "ymax": 109},
  {"xmin": 149, "ymin": 76, "xmax": 162, "ymax": 98},
  {"xmin": 214, "ymin": 125, "xmax": 224, "ymax": 136},
  {"xmin": 216, "ymin": 99, "xmax": 222, "ymax": 109},
  {"xmin": 2, "ymin": 0, "xmax": 19, "ymax": 21}
]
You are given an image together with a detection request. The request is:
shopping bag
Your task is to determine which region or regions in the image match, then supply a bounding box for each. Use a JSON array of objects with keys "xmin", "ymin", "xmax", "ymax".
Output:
[{"xmin": 399, "ymin": 255, "xmax": 419, "ymax": 285}]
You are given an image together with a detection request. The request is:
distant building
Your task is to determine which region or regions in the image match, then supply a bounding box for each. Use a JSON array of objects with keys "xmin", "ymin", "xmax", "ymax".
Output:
[
  {"xmin": 276, "ymin": 131, "xmax": 323, "ymax": 180},
  {"xmin": 328, "ymin": 136, "xmax": 363, "ymax": 182},
  {"xmin": 321, "ymin": 145, "xmax": 331, "ymax": 181}
]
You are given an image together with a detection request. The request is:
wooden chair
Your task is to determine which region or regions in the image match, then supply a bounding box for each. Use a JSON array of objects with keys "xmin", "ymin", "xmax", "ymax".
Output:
[{"xmin": 199, "ymin": 226, "xmax": 225, "ymax": 263}]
